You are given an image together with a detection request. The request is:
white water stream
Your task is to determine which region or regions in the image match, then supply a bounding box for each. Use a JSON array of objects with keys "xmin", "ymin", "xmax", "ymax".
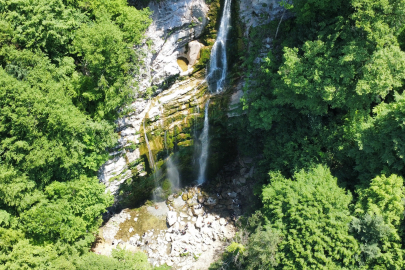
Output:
[
  {"xmin": 207, "ymin": 0, "xmax": 232, "ymax": 93},
  {"xmin": 197, "ymin": 101, "xmax": 210, "ymax": 184},
  {"xmin": 196, "ymin": 0, "xmax": 232, "ymax": 184},
  {"xmin": 167, "ymin": 156, "xmax": 180, "ymax": 191}
]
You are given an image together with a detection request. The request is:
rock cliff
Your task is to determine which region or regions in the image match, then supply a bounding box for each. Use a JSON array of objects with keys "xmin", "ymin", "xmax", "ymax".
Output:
[{"xmin": 135, "ymin": 0, "xmax": 209, "ymax": 92}]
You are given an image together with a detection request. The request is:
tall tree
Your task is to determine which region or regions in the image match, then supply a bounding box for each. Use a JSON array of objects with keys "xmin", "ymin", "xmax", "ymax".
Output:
[{"xmin": 261, "ymin": 165, "xmax": 359, "ymax": 269}]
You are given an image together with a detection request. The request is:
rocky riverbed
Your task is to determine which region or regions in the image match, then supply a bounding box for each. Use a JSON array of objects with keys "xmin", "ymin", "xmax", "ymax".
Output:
[{"xmin": 94, "ymin": 157, "xmax": 254, "ymax": 269}]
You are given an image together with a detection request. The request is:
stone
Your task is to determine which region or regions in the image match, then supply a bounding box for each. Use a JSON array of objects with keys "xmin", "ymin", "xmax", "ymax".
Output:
[
  {"xmin": 187, "ymin": 40, "xmax": 204, "ymax": 67},
  {"xmin": 180, "ymin": 212, "xmax": 189, "ymax": 218},
  {"xmin": 129, "ymin": 227, "xmax": 134, "ymax": 233},
  {"xmin": 167, "ymin": 211, "xmax": 177, "ymax": 226},
  {"xmin": 219, "ymin": 218, "xmax": 226, "ymax": 226},
  {"xmin": 195, "ymin": 216, "xmax": 204, "ymax": 229},
  {"xmin": 173, "ymin": 196, "xmax": 186, "ymax": 208},
  {"xmin": 240, "ymin": 168, "xmax": 247, "ymax": 175},
  {"xmin": 239, "ymin": 177, "xmax": 246, "ymax": 184},
  {"xmin": 204, "ymin": 197, "xmax": 217, "ymax": 206},
  {"xmin": 192, "ymin": 207, "xmax": 204, "ymax": 216},
  {"xmin": 225, "ymin": 199, "xmax": 233, "ymax": 205},
  {"xmin": 228, "ymin": 192, "xmax": 237, "ymax": 198},
  {"xmin": 197, "ymin": 195, "xmax": 205, "ymax": 203},
  {"xmin": 168, "ymin": 195, "xmax": 174, "ymax": 201},
  {"xmin": 182, "ymin": 193, "xmax": 188, "ymax": 201},
  {"xmin": 248, "ymin": 166, "xmax": 254, "ymax": 177}
]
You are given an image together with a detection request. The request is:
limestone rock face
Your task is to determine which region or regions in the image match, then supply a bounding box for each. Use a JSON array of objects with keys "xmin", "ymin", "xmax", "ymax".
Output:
[
  {"xmin": 98, "ymin": 0, "xmax": 210, "ymax": 197},
  {"xmin": 136, "ymin": 0, "xmax": 209, "ymax": 92}
]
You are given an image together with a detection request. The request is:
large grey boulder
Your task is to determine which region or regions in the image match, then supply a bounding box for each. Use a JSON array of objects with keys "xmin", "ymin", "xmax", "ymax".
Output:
[{"xmin": 187, "ymin": 40, "xmax": 204, "ymax": 67}]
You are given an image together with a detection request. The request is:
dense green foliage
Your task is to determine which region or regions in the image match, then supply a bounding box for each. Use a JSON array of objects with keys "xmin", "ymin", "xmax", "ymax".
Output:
[
  {"xmin": 217, "ymin": 0, "xmax": 405, "ymax": 268},
  {"xmin": 261, "ymin": 165, "xmax": 359, "ymax": 269},
  {"xmin": 0, "ymin": 0, "xmax": 153, "ymax": 268}
]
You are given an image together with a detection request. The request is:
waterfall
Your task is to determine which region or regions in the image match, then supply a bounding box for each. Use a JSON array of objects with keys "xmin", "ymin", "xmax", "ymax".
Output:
[
  {"xmin": 197, "ymin": 101, "xmax": 210, "ymax": 184},
  {"xmin": 196, "ymin": 0, "xmax": 231, "ymax": 183},
  {"xmin": 207, "ymin": 0, "xmax": 232, "ymax": 93},
  {"xmin": 167, "ymin": 156, "xmax": 180, "ymax": 191}
]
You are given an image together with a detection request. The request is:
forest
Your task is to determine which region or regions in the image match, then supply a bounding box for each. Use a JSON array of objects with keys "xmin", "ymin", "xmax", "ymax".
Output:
[{"xmin": 1, "ymin": 0, "xmax": 405, "ymax": 269}]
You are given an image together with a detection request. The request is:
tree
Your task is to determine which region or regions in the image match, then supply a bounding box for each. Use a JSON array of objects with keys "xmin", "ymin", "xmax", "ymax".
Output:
[
  {"xmin": 261, "ymin": 165, "xmax": 359, "ymax": 269},
  {"xmin": 72, "ymin": 20, "xmax": 133, "ymax": 119},
  {"xmin": 351, "ymin": 174, "xmax": 404, "ymax": 269},
  {"xmin": 348, "ymin": 93, "xmax": 405, "ymax": 180},
  {"xmin": 1, "ymin": 0, "xmax": 87, "ymax": 59}
]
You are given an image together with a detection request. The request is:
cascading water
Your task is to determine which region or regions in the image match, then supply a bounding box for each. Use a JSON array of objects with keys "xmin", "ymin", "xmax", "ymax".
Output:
[
  {"xmin": 197, "ymin": 101, "xmax": 210, "ymax": 184},
  {"xmin": 196, "ymin": 0, "xmax": 232, "ymax": 183},
  {"xmin": 207, "ymin": 0, "xmax": 232, "ymax": 93},
  {"xmin": 166, "ymin": 156, "xmax": 180, "ymax": 191}
]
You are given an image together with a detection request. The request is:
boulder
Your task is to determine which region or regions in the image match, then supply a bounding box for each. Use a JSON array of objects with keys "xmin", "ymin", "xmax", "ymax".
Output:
[
  {"xmin": 239, "ymin": 177, "xmax": 246, "ymax": 184},
  {"xmin": 228, "ymin": 192, "xmax": 237, "ymax": 198},
  {"xmin": 182, "ymin": 193, "xmax": 188, "ymax": 201},
  {"xmin": 192, "ymin": 207, "xmax": 204, "ymax": 216},
  {"xmin": 195, "ymin": 216, "xmax": 204, "ymax": 229},
  {"xmin": 180, "ymin": 212, "xmax": 189, "ymax": 218},
  {"xmin": 219, "ymin": 218, "xmax": 226, "ymax": 226},
  {"xmin": 187, "ymin": 40, "xmax": 204, "ymax": 67},
  {"xmin": 197, "ymin": 195, "xmax": 205, "ymax": 203},
  {"xmin": 167, "ymin": 211, "xmax": 177, "ymax": 226},
  {"xmin": 165, "ymin": 233, "xmax": 173, "ymax": 242}
]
